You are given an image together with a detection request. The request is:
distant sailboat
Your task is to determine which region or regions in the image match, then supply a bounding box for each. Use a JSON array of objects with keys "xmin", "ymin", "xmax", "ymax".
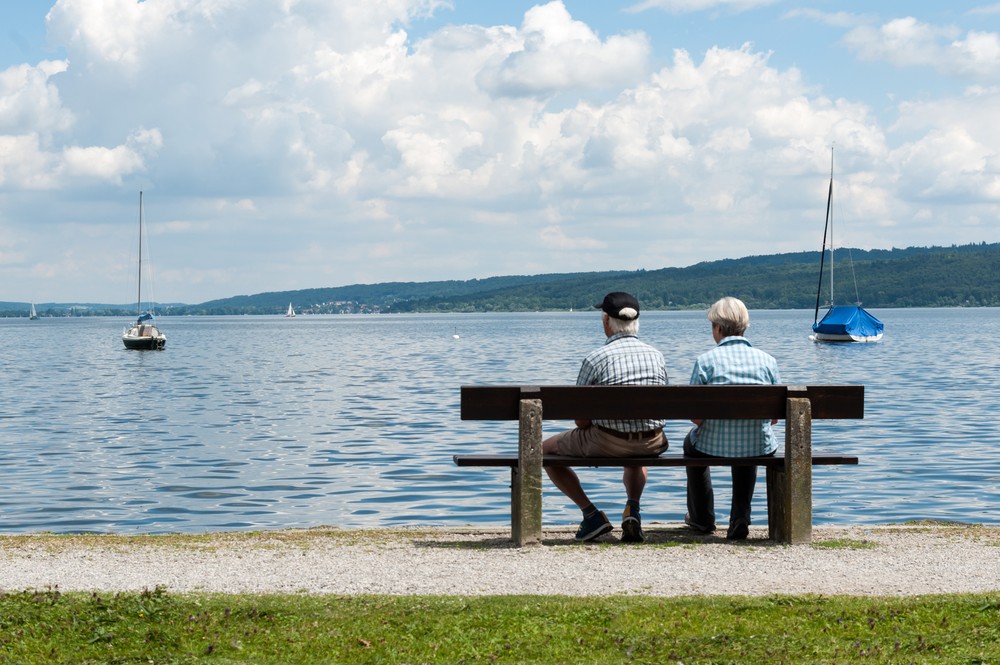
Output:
[
  {"xmin": 29, "ymin": 303, "xmax": 38, "ymax": 320},
  {"xmin": 811, "ymin": 149, "xmax": 884, "ymax": 343},
  {"xmin": 286, "ymin": 303, "xmax": 296, "ymax": 317},
  {"xmin": 122, "ymin": 191, "xmax": 166, "ymax": 350}
]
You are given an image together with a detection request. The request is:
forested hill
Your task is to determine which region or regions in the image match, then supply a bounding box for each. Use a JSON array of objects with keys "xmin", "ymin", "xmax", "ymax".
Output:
[
  {"xmin": 5, "ymin": 242, "xmax": 997, "ymax": 317},
  {"xmin": 187, "ymin": 242, "xmax": 999, "ymax": 314}
]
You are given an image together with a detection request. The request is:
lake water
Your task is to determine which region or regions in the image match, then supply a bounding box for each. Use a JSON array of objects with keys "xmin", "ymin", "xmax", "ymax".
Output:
[{"xmin": 1, "ymin": 309, "xmax": 998, "ymax": 534}]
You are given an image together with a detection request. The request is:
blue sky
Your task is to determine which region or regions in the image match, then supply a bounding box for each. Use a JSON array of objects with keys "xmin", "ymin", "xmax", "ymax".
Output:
[{"xmin": 2, "ymin": 1, "xmax": 999, "ymax": 304}]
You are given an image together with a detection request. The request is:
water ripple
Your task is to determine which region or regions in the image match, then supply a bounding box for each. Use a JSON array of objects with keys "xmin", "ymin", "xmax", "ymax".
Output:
[{"xmin": 1, "ymin": 310, "xmax": 998, "ymax": 533}]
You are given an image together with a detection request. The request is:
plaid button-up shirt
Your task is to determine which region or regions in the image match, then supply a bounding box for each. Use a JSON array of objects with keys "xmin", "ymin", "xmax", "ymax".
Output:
[
  {"xmin": 578, "ymin": 333, "xmax": 668, "ymax": 433},
  {"xmin": 688, "ymin": 336, "xmax": 780, "ymax": 456}
]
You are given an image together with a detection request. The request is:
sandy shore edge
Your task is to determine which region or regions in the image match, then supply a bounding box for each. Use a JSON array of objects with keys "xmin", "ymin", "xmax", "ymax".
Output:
[{"xmin": 2, "ymin": 524, "xmax": 998, "ymax": 597}]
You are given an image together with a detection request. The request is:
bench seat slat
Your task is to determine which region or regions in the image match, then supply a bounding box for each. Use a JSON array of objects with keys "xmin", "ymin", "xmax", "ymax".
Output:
[{"xmin": 453, "ymin": 453, "xmax": 859, "ymax": 468}]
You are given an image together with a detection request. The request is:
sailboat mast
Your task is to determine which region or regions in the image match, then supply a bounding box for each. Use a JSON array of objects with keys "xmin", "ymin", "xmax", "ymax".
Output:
[
  {"xmin": 828, "ymin": 151, "xmax": 834, "ymax": 307},
  {"xmin": 813, "ymin": 149, "xmax": 834, "ymax": 325},
  {"xmin": 137, "ymin": 191, "xmax": 143, "ymax": 318}
]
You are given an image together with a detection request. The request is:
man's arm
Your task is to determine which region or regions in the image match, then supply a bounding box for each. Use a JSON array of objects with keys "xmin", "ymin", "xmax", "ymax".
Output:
[{"xmin": 574, "ymin": 354, "xmax": 597, "ymax": 429}]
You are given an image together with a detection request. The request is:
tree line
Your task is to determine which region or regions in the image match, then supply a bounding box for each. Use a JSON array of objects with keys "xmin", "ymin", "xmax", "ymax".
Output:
[{"xmin": 4, "ymin": 242, "xmax": 997, "ymax": 317}]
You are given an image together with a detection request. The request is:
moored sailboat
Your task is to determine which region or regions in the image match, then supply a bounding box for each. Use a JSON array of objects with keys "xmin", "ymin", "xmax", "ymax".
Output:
[
  {"xmin": 122, "ymin": 191, "xmax": 166, "ymax": 350},
  {"xmin": 811, "ymin": 150, "xmax": 883, "ymax": 343}
]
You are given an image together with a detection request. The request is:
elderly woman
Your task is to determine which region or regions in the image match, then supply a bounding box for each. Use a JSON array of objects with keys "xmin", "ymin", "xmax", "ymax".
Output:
[{"xmin": 684, "ymin": 296, "xmax": 780, "ymax": 540}]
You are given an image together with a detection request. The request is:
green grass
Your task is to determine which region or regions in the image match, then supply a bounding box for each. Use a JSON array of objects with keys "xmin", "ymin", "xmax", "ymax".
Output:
[{"xmin": 1, "ymin": 588, "xmax": 997, "ymax": 663}]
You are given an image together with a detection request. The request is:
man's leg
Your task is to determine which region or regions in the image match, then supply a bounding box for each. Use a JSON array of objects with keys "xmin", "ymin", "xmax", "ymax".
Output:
[
  {"xmin": 542, "ymin": 432, "xmax": 612, "ymax": 542},
  {"xmin": 623, "ymin": 465, "xmax": 647, "ymax": 502},
  {"xmin": 621, "ymin": 465, "xmax": 648, "ymax": 542},
  {"xmin": 542, "ymin": 435, "xmax": 591, "ymax": 509}
]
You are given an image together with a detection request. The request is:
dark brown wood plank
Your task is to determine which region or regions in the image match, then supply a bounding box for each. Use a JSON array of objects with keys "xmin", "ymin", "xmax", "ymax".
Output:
[
  {"xmin": 460, "ymin": 385, "xmax": 864, "ymax": 420},
  {"xmin": 453, "ymin": 453, "xmax": 859, "ymax": 468}
]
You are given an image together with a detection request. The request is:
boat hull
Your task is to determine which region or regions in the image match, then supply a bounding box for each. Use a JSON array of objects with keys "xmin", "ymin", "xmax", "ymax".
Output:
[
  {"xmin": 811, "ymin": 305, "xmax": 883, "ymax": 344},
  {"xmin": 122, "ymin": 324, "xmax": 166, "ymax": 350},
  {"xmin": 810, "ymin": 331, "xmax": 883, "ymax": 343}
]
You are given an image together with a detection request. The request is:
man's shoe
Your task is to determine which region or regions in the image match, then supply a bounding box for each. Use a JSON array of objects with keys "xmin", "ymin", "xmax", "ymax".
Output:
[
  {"xmin": 621, "ymin": 505, "xmax": 645, "ymax": 543},
  {"xmin": 576, "ymin": 510, "xmax": 613, "ymax": 542},
  {"xmin": 684, "ymin": 512, "xmax": 716, "ymax": 534},
  {"xmin": 727, "ymin": 518, "xmax": 750, "ymax": 541}
]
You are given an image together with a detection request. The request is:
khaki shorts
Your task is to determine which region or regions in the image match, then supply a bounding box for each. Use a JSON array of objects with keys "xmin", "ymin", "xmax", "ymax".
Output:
[{"xmin": 550, "ymin": 425, "xmax": 668, "ymax": 457}]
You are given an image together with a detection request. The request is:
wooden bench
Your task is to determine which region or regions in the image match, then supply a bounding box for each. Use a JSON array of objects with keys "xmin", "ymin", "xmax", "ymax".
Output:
[{"xmin": 455, "ymin": 384, "xmax": 863, "ymax": 546}]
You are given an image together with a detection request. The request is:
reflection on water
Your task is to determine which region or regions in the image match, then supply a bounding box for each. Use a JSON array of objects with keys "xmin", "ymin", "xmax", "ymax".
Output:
[{"xmin": 1, "ymin": 308, "xmax": 998, "ymax": 534}]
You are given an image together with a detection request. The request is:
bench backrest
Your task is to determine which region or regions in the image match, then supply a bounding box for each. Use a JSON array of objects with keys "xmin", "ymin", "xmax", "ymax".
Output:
[{"xmin": 460, "ymin": 385, "xmax": 864, "ymax": 421}]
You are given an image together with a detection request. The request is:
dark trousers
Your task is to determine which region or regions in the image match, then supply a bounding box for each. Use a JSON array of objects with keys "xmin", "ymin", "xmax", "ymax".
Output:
[{"xmin": 684, "ymin": 432, "xmax": 771, "ymax": 528}]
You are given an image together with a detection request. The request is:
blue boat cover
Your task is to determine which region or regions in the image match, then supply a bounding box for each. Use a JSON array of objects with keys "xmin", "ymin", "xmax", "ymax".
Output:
[
  {"xmin": 136, "ymin": 311, "xmax": 154, "ymax": 324},
  {"xmin": 813, "ymin": 305, "xmax": 883, "ymax": 337}
]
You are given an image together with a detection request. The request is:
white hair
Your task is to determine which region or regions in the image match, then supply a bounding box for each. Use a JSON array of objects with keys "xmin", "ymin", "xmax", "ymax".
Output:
[
  {"xmin": 606, "ymin": 313, "xmax": 639, "ymax": 335},
  {"xmin": 707, "ymin": 296, "xmax": 749, "ymax": 337}
]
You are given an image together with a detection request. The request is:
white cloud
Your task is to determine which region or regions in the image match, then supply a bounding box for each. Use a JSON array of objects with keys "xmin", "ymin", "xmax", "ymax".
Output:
[
  {"xmin": 46, "ymin": 0, "xmax": 173, "ymax": 73},
  {"xmin": 0, "ymin": 55, "xmax": 163, "ymax": 189},
  {"xmin": 891, "ymin": 88, "xmax": 1000, "ymax": 203},
  {"xmin": 627, "ymin": 0, "xmax": 776, "ymax": 14},
  {"xmin": 843, "ymin": 17, "xmax": 1000, "ymax": 79},
  {"xmin": 61, "ymin": 144, "xmax": 144, "ymax": 182},
  {"xmin": 0, "ymin": 60, "xmax": 72, "ymax": 134},
  {"xmin": 478, "ymin": 1, "xmax": 650, "ymax": 97},
  {"xmin": 968, "ymin": 4, "xmax": 1000, "ymax": 16},
  {"xmin": 781, "ymin": 9, "xmax": 875, "ymax": 28},
  {"xmin": 539, "ymin": 224, "xmax": 605, "ymax": 250},
  {"xmin": 0, "ymin": 134, "xmax": 57, "ymax": 188}
]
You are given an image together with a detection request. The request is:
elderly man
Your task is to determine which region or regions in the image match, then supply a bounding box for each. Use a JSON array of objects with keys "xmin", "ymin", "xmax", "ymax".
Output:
[
  {"xmin": 541, "ymin": 292, "xmax": 668, "ymax": 543},
  {"xmin": 683, "ymin": 296, "xmax": 781, "ymax": 541}
]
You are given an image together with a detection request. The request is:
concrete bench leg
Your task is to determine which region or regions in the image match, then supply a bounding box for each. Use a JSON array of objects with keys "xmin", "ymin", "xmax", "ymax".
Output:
[
  {"xmin": 766, "ymin": 391, "xmax": 813, "ymax": 544},
  {"xmin": 512, "ymin": 397, "xmax": 543, "ymax": 546},
  {"xmin": 783, "ymin": 390, "xmax": 813, "ymax": 544}
]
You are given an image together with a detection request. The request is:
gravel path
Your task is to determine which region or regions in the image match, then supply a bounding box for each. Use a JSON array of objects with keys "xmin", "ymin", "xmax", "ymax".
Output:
[{"xmin": 2, "ymin": 524, "xmax": 997, "ymax": 597}]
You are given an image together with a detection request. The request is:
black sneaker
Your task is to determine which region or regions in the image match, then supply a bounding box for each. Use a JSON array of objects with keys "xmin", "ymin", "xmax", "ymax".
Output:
[
  {"xmin": 727, "ymin": 518, "xmax": 750, "ymax": 541},
  {"xmin": 575, "ymin": 510, "xmax": 613, "ymax": 542},
  {"xmin": 621, "ymin": 505, "xmax": 645, "ymax": 543},
  {"xmin": 684, "ymin": 512, "xmax": 717, "ymax": 534}
]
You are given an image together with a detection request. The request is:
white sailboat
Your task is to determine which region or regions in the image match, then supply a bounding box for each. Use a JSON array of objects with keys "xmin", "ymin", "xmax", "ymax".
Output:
[
  {"xmin": 122, "ymin": 191, "xmax": 166, "ymax": 350},
  {"xmin": 29, "ymin": 303, "xmax": 38, "ymax": 320},
  {"xmin": 286, "ymin": 302, "xmax": 296, "ymax": 317}
]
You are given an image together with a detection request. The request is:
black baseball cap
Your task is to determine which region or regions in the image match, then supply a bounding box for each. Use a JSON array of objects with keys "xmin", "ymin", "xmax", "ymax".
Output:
[{"xmin": 594, "ymin": 292, "xmax": 640, "ymax": 320}]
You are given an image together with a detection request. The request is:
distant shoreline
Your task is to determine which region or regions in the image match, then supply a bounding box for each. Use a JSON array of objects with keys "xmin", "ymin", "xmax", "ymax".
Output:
[
  {"xmin": 5, "ymin": 241, "xmax": 999, "ymax": 314},
  {"xmin": 5, "ymin": 304, "xmax": 1000, "ymax": 319}
]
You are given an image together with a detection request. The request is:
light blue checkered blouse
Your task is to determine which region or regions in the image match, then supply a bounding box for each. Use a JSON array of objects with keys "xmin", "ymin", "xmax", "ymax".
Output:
[
  {"xmin": 577, "ymin": 333, "xmax": 668, "ymax": 432},
  {"xmin": 688, "ymin": 336, "xmax": 781, "ymax": 457}
]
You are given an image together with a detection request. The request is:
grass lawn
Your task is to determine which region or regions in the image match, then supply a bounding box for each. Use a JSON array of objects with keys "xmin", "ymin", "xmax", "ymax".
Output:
[{"xmin": 1, "ymin": 588, "xmax": 997, "ymax": 663}]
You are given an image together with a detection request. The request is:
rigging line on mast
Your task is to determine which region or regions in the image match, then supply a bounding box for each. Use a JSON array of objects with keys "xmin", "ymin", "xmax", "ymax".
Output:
[
  {"xmin": 830, "ymin": 161, "xmax": 865, "ymax": 307},
  {"xmin": 137, "ymin": 191, "xmax": 143, "ymax": 318},
  {"xmin": 136, "ymin": 191, "xmax": 158, "ymax": 316},
  {"xmin": 848, "ymin": 247, "xmax": 861, "ymax": 305}
]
